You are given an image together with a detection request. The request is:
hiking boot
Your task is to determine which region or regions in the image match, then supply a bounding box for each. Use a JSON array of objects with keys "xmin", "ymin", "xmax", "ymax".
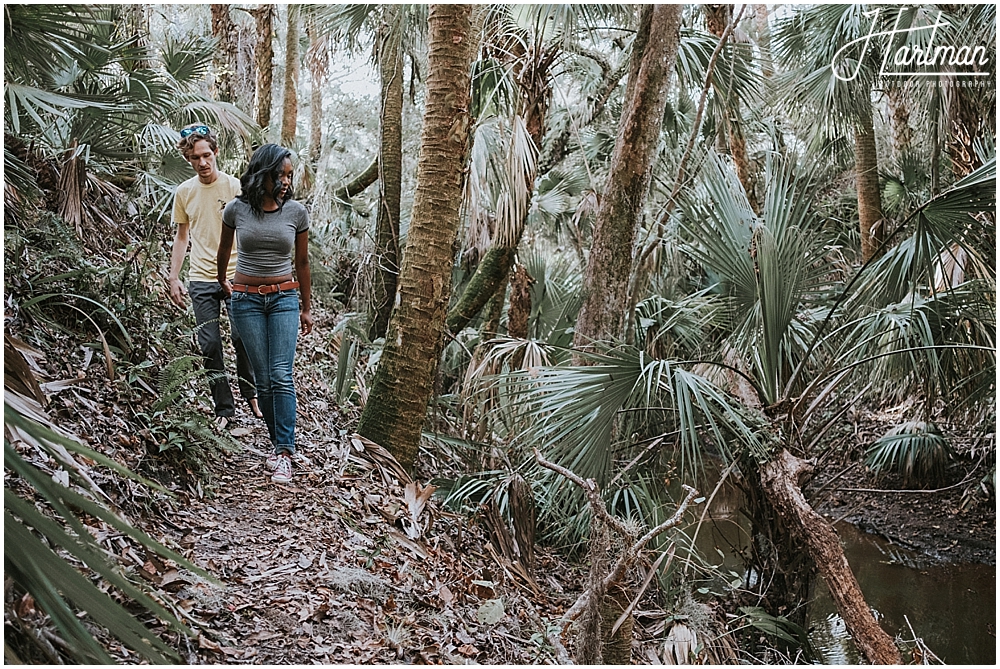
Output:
[{"xmin": 271, "ymin": 454, "xmax": 293, "ymax": 484}]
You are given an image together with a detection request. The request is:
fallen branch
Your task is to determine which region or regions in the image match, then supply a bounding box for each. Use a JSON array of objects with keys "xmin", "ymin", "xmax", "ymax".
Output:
[
  {"xmin": 761, "ymin": 449, "xmax": 901, "ymax": 664},
  {"xmin": 532, "ymin": 448, "xmax": 699, "ymax": 634}
]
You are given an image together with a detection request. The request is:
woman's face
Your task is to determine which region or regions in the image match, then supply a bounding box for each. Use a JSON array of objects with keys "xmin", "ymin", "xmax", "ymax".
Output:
[{"xmin": 267, "ymin": 157, "xmax": 293, "ymax": 201}]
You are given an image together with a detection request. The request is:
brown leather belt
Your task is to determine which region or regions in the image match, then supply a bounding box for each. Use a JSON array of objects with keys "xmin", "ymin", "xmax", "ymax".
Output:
[{"xmin": 231, "ymin": 281, "xmax": 299, "ymax": 295}]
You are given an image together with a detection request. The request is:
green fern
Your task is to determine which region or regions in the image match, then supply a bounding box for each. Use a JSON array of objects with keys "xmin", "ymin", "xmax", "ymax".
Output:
[{"xmin": 153, "ymin": 354, "xmax": 212, "ymax": 411}]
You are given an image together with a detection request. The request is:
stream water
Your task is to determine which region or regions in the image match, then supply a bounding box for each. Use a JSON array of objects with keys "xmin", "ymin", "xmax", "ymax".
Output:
[{"xmin": 683, "ymin": 480, "xmax": 995, "ymax": 664}]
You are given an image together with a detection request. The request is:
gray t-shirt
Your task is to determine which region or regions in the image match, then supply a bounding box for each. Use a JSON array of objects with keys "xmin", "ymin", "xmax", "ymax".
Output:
[{"xmin": 222, "ymin": 199, "xmax": 309, "ymax": 277}]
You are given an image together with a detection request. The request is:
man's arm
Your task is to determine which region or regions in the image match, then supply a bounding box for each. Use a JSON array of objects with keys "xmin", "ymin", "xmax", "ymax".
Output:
[
  {"xmin": 168, "ymin": 223, "xmax": 190, "ymax": 307},
  {"xmin": 217, "ymin": 224, "xmax": 235, "ymax": 298}
]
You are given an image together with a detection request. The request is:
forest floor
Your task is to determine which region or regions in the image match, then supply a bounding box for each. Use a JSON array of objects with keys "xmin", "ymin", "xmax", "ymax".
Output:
[
  {"xmin": 7, "ymin": 304, "xmax": 994, "ymax": 664},
  {"xmin": 805, "ymin": 409, "xmax": 996, "ymax": 566}
]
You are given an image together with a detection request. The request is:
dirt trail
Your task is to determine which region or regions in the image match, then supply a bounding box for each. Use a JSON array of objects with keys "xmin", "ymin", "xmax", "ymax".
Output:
[{"xmin": 160, "ymin": 408, "xmax": 569, "ymax": 665}]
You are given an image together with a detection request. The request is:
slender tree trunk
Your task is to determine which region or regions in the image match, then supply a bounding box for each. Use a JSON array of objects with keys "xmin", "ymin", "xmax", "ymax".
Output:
[
  {"xmin": 210, "ymin": 4, "xmax": 236, "ymax": 103},
  {"xmin": 306, "ymin": 18, "xmax": 327, "ymax": 173},
  {"xmin": 754, "ymin": 4, "xmax": 773, "ymax": 78},
  {"xmin": 252, "ymin": 4, "xmax": 275, "ymax": 131},
  {"xmin": 280, "ymin": 4, "xmax": 300, "ymax": 147},
  {"xmin": 573, "ymin": 5, "xmax": 683, "ymax": 357},
  {"xmin": 704, "ymin": 4, "xmax": 759, "ymax": 213},
  {"xmin": 369, "ymin": 4, "xmax": 405, "ymax": 341},
  {"xmin": 887, "ymin": 85, "xmax": 912, "ymax": 163},
  {"xmin": 854, "ymin": 106, "xmax": 884, "ymax": 262},
  {"xmin": 120, "ymin": 4, "xmax": 150, "ymax": 70},
  {"xmin": 357, "ymin": 4, "xmax": 477, "ymax": 471}
]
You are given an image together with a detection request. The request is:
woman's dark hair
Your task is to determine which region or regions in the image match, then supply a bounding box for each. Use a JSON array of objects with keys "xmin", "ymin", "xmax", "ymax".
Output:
[{"xmin": 238, "ymin": 143, "xmax": 293, "ymax": 216}]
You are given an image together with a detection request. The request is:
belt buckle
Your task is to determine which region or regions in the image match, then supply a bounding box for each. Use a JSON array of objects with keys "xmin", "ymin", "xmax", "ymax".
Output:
[{"xmin": 259, "ymin": 284, "xmax": 277, "ymax": 295}]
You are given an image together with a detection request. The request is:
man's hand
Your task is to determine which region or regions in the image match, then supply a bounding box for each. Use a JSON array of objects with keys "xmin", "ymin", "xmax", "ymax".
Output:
[
  {"xmin": 299, "ymin": 309, "xmax": 313, "ymax": 335},
  {"xmin": 168, "ymin": 277, "xmax": 187, "ymax": 308},
  {"xmin": 219, "ymin": 278, "xmax": 233, "ymax": 299}
]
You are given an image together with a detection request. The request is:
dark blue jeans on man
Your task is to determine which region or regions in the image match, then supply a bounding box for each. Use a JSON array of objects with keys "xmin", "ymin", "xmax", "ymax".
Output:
[
  {"xmin": 229, "ymin": 288, "xmax": 299, "ymax": 455},
  {"xmin": 188, "ymin": 281, "xmax": 256, "ymax": 418}
]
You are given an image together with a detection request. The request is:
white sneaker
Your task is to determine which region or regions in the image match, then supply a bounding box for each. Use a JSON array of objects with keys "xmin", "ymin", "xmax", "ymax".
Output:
[
  {"xmin": 267, "ymin": 451, "xmax": 309, "ymax": 469},
  {"xmin": 266, "ymin": 452, "xmax": 281, "ymax": 470},
  {"xmin": 271, "ymin": 454, "xmax": 293, "ymax": 484}
]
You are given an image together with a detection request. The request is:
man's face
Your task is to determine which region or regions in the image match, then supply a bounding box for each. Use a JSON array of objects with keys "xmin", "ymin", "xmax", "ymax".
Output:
[{"xmin": 185, "ymin": 139, "xmax": 219, "ymax": 184}]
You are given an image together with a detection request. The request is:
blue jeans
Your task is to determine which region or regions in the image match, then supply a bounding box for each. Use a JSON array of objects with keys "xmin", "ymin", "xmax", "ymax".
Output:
[{"xmin": 229, "ymin": 288, "xmax": 300, "ymax": 454}]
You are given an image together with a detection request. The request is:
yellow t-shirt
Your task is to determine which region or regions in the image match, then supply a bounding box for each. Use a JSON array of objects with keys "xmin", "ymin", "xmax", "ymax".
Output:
[{"xmin": 171, "ymin": 173, "xmax": 242, "ymax": 282}]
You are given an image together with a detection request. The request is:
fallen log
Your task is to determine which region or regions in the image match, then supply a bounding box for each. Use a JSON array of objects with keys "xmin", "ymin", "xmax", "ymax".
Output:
[{"xmin": 760, "ymin": 449, "xmax": 901, "ymax": 665}]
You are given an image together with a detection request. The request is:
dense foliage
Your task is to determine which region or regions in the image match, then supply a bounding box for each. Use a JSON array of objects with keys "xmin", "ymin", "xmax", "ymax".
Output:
[{"xmin": 4, "ymin": 4, "xmax": 994, "ymax": 664}]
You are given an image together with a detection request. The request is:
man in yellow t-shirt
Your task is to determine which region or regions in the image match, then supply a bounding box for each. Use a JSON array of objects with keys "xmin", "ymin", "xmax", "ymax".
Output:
[{"xmin": 168, "ymin": 123, "xmax": 260, "ymax": 426}]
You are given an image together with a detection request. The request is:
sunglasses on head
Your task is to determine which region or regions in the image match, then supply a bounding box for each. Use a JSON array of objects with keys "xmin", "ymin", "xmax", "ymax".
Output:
[{"xmin": 180, "ymin": 125, "xmax": 211, "ymax": 138}]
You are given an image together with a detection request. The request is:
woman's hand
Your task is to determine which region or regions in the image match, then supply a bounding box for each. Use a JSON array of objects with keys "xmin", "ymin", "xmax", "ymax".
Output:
[
  {"xmin": 219, "ymin": 277, "xmax": 233, "ymax": 298},
  {"xmin": 299, "ymin": 309, "xmax": 313, "ymax": 335}
]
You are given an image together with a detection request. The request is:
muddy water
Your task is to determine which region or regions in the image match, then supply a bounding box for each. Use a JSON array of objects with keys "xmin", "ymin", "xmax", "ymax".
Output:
[
  {"xmin": 807, "ymin": 522, "xmax": 995, "ymax": 665},
  {"xmin": 683, "ymin": 482, "xmax": 995, "ymax": 664}
]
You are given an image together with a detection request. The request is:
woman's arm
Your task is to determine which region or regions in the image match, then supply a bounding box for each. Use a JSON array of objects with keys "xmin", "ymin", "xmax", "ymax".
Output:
[
  {"xmin": 294, "ymin": 229, "xmax": 312, "ymax": 335},
  {"xmin": 217, "ymin": 224, "xmax": 235, "ymax": 298}
]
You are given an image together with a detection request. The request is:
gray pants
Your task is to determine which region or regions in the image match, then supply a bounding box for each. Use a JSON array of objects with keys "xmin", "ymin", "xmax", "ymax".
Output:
[{"xmin": 188, "ymin": 281, "xmax": 256, "ymax": 417}]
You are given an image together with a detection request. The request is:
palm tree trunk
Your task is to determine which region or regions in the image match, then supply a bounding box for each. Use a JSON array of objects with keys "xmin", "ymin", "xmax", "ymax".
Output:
[
  {"xmin": 754, "ymin": 4, "xmax": 773, "ymax": 78},
  {"xmin": 704, "ymin": 4, "xmax": 759, "ymax": 213},
  {"xmin": 573, "ymin": 5, "xmax": 683, "ymax": 356},
  {"xmin": 369, "ymin": 4, "xmax": 405, "ymax": 341},
  {"xmin": 252, "ymin": 4, "xmax": 275, "ymax": 131},
  {"xmin": 334, "ymin": 158, "xmax": 379, "ymax": 200},
  {"xmin": 306, "ymin": 18, "xmax": 327, "ymax": 173},
  {"xmin": 210, "ymin": 4, "xmax": 235, "ymax": 103},
  {"xmin": 855, "ymin": 107, "xmax": 884, "ymax": 262},
  {"xmin": 357, "ymin": 4, "xmax": 477, "ymax": 471},
  {"xmin": 280, "ymin": 4, "xmax": 300, "ymax": 147}
]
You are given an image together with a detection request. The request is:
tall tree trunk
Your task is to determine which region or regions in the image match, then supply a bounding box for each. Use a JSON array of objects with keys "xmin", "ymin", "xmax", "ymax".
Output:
[
  {"xmin": 369, "ymin": 4, "xmax": 405, "ymax": 341},
  {"xmin": 210, "ymin": 4, "xmax": 236, "ymax": 103},
  {"xmin": 306, "ymin": 18, "xmax": 327, "ymax": 173},
  {"xmin": 252, "ymin": 4, "xmax": 275, "ymax": 131},
  {"xmin": 119, "ymin": 4, "xmax": 150, "ymax": 70},
  {"xmin": 357, "ymin": 4, "xmax": 477, "ymax": 471},
  {"xmin": 704, "ymin": 4, "xmax": 759, "ymax": 213},
  {"xmin": 854, "ymin": 106, "xmax": 884, "ymax": 262},
  {"xmin": 280, "ymin": 4, "xmax": 300, "ymax": 147},
  {"xmin": 887, "ymin": 85, "xmax": 912, "ymax": 163},
  {"xmin": 573, "ymin": 5, "xmax": 683, "ymax": 357},
  {"xmin": 754, "ymin": 4, "xmax": 773, "ymax": 78}
]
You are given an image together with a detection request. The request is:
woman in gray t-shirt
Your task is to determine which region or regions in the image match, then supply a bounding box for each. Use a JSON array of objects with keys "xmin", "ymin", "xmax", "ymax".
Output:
[{"xmin": 217, "ymin": 144, "xmax": 311, "ymax": 485}]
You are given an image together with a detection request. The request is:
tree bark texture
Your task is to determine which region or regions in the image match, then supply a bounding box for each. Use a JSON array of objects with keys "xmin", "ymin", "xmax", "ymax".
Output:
[
  {"xmin": 505, "ymin": 263, "xmax": 533, "ymax": 340},
  {"xmin": 369, "ymin": 4, "xmax": 405, "ymax": 341},
  {"xmin": 754, "ymin": 4, "xmax": 773, "ymax": 78},
  {"xmin": 704, "ymin": 4, "xmax": 759, "ymax": 214},
  {"xmin": 760, "ymin": 450, "xmax": 902, "ymax": 665},
  {"xmin": 306, "ymin": 19, "xmax": 327, "ymax": 172},
  {"xmin": 356, "ymin": 4, "xmax": 476, "ymax": 471},
  {"xmin": 854, "ymin": 108, "xmax": 884, "ymax": 262},
  {"xmin": 572, "ymin": 5, "xmax": 682, "ymax": 355},
  {"xmin": 252, "ymin": 4, "xmax": 275, "ymax": 131},
  {"xmin": 280, "ymin": 4, "xmax": 300, "ymax": 148},
  {"xmin": 210, "ymin": 4, "xmax": 236, "ymax": 103}
]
